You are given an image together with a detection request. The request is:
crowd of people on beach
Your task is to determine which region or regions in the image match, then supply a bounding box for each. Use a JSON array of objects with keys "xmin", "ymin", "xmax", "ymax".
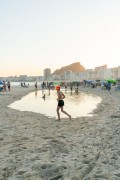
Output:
[
  {"xmin": 0, "ymin": 79, "xmax": 119, "ymax": 179},
  {"xmin": 0, "ymin": 79, "xmax": 119, "ymax": 121},
  {"xmin": 33, "ymin": 80, "xmax": 119, "ymax": 120},
  {"xmin": 31, "ymin": 80, "xmax": 120, "ymax": 95},
  {"xmin": 0, "ymin": 79, "xmax": 120, "ymax": 93}
]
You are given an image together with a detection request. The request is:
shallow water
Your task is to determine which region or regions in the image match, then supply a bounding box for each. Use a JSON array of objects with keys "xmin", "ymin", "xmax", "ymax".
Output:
[
  {"xmin": 8, "ymin": 89, "xmax": 102, "ymax": 118},
  {"xmin": 10, "ymin": 82, "xmax": 42, "ymax": 87}
]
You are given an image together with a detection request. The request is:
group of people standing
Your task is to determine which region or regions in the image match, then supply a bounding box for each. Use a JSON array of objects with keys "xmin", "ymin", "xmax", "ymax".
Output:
[
  {"xmin": 2, "ymin": 81, "xmax": 11, "ymax": 91},
  {"xmin": 21, "ymin": 82, "xmax": 29, "ymax": 87}
]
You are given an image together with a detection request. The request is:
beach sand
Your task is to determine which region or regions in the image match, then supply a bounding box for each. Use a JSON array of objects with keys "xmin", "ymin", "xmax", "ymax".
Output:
[{"xmin": 0, "ymin": 86, "xmax": 120, "ymax": 180}]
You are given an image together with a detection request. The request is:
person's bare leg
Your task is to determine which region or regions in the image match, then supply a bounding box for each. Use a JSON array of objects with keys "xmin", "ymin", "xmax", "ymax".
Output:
[
  {"xmin": 56, "ymin": 106, "xmax": 61, "ymax": 120},
  {"xmin": 61, "ymin": 107, "xmax": 71, "ymax": 120}
]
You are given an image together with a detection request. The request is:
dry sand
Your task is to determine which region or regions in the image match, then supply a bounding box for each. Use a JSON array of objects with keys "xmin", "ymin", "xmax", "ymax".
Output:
[{"xmin": 0, "ymin": 86, "xmax": 120, "ymax": 180}]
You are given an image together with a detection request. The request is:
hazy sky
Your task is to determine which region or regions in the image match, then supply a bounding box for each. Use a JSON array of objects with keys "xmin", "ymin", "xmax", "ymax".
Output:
[{"xmin": 0, "ymin": 0, "xmax": 120, "ymax": 76}]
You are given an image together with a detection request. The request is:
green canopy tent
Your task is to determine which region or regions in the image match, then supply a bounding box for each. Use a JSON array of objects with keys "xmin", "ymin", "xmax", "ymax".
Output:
[
  {"xmin": 53, "ymin": 82, "xmax": 60, "ymax": 86},
  {"xmin": 105, "ymin": 79, "xmax": 118, "ymax": 83}
]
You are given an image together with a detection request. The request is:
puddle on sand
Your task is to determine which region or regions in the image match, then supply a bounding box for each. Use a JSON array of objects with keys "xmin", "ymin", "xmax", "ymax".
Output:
[{"xmin": 8, "ymin": 89, "xmax": 102, "ymax": 118}]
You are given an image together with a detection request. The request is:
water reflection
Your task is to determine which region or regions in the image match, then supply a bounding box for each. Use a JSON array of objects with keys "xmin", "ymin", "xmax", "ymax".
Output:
[
  {"xmin": 35, "ymin": 91, "xmax": 37, "ymax": 97},
  {"xmin": 42, "ymin": 94, "xmax": 46, "ymax": 100},
  {"xmin": 8, "ymin": 89, "xmax": 102, "ymax": 118}
]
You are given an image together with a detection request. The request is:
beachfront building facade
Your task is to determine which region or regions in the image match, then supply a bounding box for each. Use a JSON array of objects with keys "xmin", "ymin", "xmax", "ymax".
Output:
[
  {"xmin": 63, "ymin": 70, "xmax": 72, "ymax": 80},
  {"xmin": 1, "ymin": 65, "xmax": 120, "ymax": 82},
  {"xmin": 94, "ymin": 65, "xmax": 107, "ymax": 80},
  {"xmin": 17, "ymin": 75, "xmax": 29, "ymax": 81},
  {"xmin": 79, "ymin": 66, "xmax": 119, "ymax": 81},
  {"xmin": 36, "ymin": 76, "xmax": 44, "ymax": 81},
  {"xmin": 95, "ymin": 65, "xmax": 107, "ymax": 71},
  {"xmin": 112, "ymin": 67, "xmax": 119, "ymax": 79},
  {"xmin": 46, "ymin": 73, "xmax": 61, "ymax": 81},
  {"xmin": 118, "ymin": 66, "xmax": 120, "ymax": 78},
  {"xmin": 79, "ymin": 71, "xmax": 87, "ymax": 81},
  {"xmin": 44, "ymin": 68, "xmax": 51, "ymax": 80},
  {"xmin": 102, "ymin": 68, "xmax": 117, "ymax": 80},
  {"xmin": 71, "ymin": 66, "xmax": 118, "ymax": 81}
]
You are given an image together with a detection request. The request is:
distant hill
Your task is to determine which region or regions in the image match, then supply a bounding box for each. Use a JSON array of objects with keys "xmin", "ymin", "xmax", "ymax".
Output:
[{"xmin": 53, "ymin": 62, "xmax": 86, "ymax": 75}]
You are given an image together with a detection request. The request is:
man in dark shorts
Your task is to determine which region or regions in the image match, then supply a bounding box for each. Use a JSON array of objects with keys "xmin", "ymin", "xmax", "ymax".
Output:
[{"xmin": 56, "ymin": 85, "xmax": 71, "ymax": 120}]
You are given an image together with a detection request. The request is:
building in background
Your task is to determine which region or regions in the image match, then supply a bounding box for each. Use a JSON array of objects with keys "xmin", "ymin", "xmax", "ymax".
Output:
[
  {"xmin": 95, "ymin": 64, "xmax": 107, "ymax": 71},
  {"xmin": 118, "ymin": 66, "xmax": 120, "ymax": 78},
  {"xmin": 44, "ymin": 68, "xmax": 51, "ymax": 80},
  {"xmin": 1, "ymin": 65, "xmax": 120, "ymax": 82}
]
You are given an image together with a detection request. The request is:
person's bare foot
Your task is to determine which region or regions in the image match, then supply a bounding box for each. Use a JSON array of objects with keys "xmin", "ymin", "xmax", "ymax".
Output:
[{"xmin": 56, "ymin": 118, "xmax": 60, "ymax": 121}]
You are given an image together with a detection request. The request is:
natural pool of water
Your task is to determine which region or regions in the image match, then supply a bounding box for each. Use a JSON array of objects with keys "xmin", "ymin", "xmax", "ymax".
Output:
[{"xmin": 8, "ymin": 89, "xmax": 102, "ymax": 118}]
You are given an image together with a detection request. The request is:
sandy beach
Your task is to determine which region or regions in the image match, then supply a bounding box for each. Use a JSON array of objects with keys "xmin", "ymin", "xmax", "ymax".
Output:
[{"xmin": 0, "ymin": 86, "xmax": 120, "ymax": 180}]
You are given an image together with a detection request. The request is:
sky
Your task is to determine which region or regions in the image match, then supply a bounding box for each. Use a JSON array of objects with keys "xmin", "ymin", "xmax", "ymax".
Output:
[{"xmin": 0, "ymin": 0, "xmax": 120, "ymax": 76}]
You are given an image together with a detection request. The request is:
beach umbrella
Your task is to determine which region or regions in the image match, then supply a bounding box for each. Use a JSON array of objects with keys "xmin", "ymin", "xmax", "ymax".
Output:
[
  {"xmin": 53, "ymin": 82, "xmax": 60, "ymax": 85},
  {"xmin": 106, "ymin": 79, "xmax": 118, "ymax": 83}
]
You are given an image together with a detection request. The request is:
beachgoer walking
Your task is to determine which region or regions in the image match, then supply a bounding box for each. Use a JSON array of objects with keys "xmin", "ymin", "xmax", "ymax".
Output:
[
  {"xmin": 108, "ymin": 82, "xmax": 111, "ymax": 91},
  {"xmin": 65, "ymin": 85, "xmax": 67, "ymax": 91},
  {"xmin": 56, "ymin": 85, "xmax": 71, "ymax": 120},
  {"xmin": 7, "ymin": 82, "xmax": 11, "ymax": 91},
  {"xmin": 75, "ymin": 87, "xmax": 78, "ymax": 93},
  {"xmin": 35, "ymin": 82, "xmax": 37, "ymax": 90},
  {"xmin": 42, "ymin": 81, "xmax": 45, "ymax": 89},
  {"xmin": 3, "ymin": 81, "xmax": 6, "ymax": 91},
  {"xmin": 70, "ymin": 85, "xmax": 73, "ymax": 91}
]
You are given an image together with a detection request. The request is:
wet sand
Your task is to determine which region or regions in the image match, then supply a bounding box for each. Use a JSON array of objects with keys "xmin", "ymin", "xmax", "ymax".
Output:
[{"xmin": 0, "ymin": 86, "xmax": 120, "ymax": 180}]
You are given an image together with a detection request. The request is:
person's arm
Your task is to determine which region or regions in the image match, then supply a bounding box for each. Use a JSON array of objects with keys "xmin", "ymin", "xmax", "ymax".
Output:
[{"xmin": 62, "ymin": 92, "xmax": 65, "ymax": 99}]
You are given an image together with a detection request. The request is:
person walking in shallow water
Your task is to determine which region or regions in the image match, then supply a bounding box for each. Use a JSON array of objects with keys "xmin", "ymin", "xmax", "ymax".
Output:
[
  {"xmin": 7, "ymin": 81, "xmax": 11, "ymax": 91},
  {"xmin": 35, "ymin": 82, "xmax": 37, "ymax": 90},
  {"xmin": 56, "ymin": 85, "xmax": 71, "ymax": 120}
]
